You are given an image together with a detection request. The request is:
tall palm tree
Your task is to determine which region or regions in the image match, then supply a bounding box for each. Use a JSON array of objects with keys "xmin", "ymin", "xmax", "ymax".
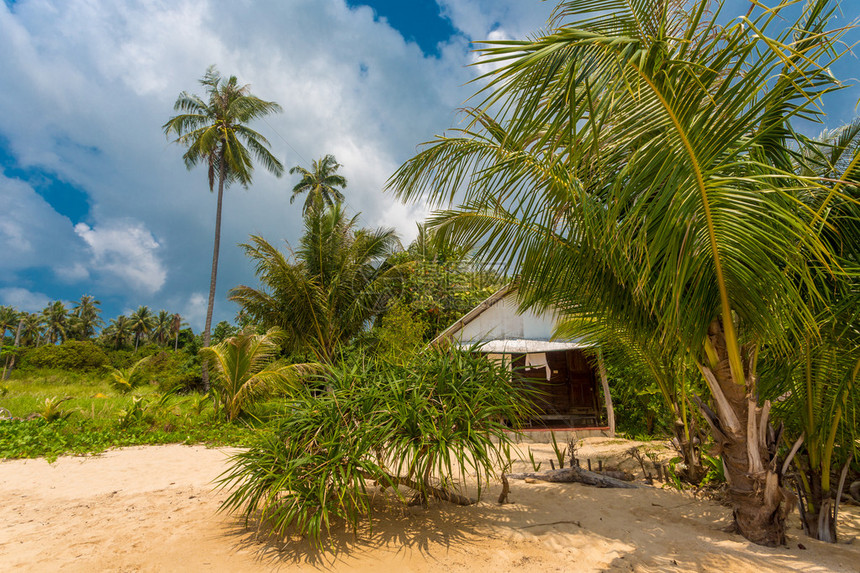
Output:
[
  {"xmin": 386, "ymin": 0, "xmax": 851, "ymax": 545},
  {"xmin": 42, "ymin": 301, "xmax": 68, "ymax": 345},
  {"xmin": 230, "ymin": 202, "xmax": 401, "ymax": 363},
  {"xmin": 129, "ymin": 306, "xmax": 156, "ymax": 350},
  {"xmin": 164, "ymin": 66, "xmax": 285, "ymax": 391},
  {"xmin": 289, "ymin": 154, "xmax": 347, "ymax": 214},
  {"xmin": 70, "ymin": 295, "xmax": 103, "ymax": 340},
  {"xmin": 0, "ymin": 306, "xmax": 21, "ymax": 378}
]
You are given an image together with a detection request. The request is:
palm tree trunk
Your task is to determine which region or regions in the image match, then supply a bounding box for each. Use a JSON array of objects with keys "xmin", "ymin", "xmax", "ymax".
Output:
[
  {"xmin": 201, "ymin": 157, "xmax": 226, "ymax": 393},
  {"xmin": 3, "ymin": 319, "xmax": 23, "ymax": 381},
  {"xmin": 693, "ymin": 320, "xmax": 794, "ymax": 546}
]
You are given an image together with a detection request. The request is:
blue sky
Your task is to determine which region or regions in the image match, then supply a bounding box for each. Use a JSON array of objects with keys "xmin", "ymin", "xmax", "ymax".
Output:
[{"xmin": 0, "ymin": 0, "xmax": 858, "ymax": 331}]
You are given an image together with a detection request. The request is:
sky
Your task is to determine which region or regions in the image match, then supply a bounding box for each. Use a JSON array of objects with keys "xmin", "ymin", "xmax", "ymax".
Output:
[{"xmin": 0, "ymin": 0, "xmax": 858, "ymax": 331}]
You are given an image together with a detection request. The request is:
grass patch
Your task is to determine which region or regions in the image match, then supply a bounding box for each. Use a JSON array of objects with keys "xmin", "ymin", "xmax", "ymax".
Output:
[{"xmin": 0, "ymin": 368, "xmax": 262, "ymax": 461}]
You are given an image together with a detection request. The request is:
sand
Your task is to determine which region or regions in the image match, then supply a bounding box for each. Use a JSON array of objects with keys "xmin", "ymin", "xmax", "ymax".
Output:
[{"xmin": 1, "ymin": 440, "xmax": 858, "ymax": 572}]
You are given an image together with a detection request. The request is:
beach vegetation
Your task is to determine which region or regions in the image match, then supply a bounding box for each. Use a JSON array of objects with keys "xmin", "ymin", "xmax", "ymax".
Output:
[
  {"xmin": 387, "ymin": 0, "xmax": 857, "ymax": 546},
  {"xmin": 199, "ymin": 327, "xmax": 308, "ymax": 421},
  {"xmin": 219, "ymin": 347, "xmax": 529, "ymax": 545}
]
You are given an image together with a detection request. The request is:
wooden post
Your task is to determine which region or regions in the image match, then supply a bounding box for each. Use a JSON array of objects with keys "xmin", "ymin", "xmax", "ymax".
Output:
[{"xmin": 596, "ymin": 350, "xmax": 616, "ymax": 436}]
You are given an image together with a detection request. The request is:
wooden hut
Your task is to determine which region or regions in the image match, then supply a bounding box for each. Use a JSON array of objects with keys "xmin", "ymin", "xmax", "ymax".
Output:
[{"xmin": 431, "ymin": 285, "xmax": 615, "ymax": 435}]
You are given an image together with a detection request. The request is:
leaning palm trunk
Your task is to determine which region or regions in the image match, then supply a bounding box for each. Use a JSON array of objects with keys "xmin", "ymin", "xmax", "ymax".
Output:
[{"xmin": 694, "ymin": 321, "xmax": 794, "ymax": 545}]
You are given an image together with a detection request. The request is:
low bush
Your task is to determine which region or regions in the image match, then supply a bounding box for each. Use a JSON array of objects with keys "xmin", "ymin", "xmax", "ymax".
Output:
[{"xmin": 22, "ymin": 341, "xmax": 110, "ymax": 372}]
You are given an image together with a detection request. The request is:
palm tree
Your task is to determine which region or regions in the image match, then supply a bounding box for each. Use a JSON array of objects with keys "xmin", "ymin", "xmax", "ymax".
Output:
[
  {"xmin": 164, "ymin": 66, "xmax": 285, "ymax": 391},
  {"xmin": 755, "ymin": 120, "xmax": 860, "ymax": 542},
  {"xmin": 0, "ymin": 306, "xmax": 18, "ymax": 347},
  {"xmin": 199, "ymin": 327, "xmax": 308, "ymax": 421},
  {"xmin": 20, "ymin": 313, "xmax": 45, "ymax": 347},
  {"xmin": 0, "ymin": 306, "xmax": 21, "ymax": 379},
  {"xmin": 104, "ymin": 315, "xmax": 132, "ymax": 350},
  {"xmin": 288, "ymin": 154, "xmax": 347, "ymax": 214},
  {"xmin": 386, "ymin": 0, "xmax": 851, "ymax": 545},
  {"xmin": 230, "ymin": 202, "xmax": 401, "ymax": 363},
  {"xmin": 42, "ymin": 301, "xmax": 68, "ymax": 345},
  {"xmin": 129, "ymin": 306, "xmax": 156, "ymax": 350},
  {"xmin": 152, "ymin": 310, "xmax": 174, "ymax": 346},
  {"xmin": 70, "ymin": 295, "xmax": 103, "ymax": 340}
]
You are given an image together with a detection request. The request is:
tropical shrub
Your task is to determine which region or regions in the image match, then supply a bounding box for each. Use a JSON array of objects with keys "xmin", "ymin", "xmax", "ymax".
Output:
[
  {"xmin": 199, "ymin": 328, "xmax": 307, "ymax": 421},
  {"xmin": 107, "ymin": 356, "xmax": 153, "ymax": 394},
  {"xmin": 373, "ymin": 301, "xmax": 427, "ymax": 365},
  {"xmin": 219, "ymin": 347, "xmax": 531, "ymax": 545},
  {"xmin": 35, "ymin": 396, "xmax": 73, "ymax": 423},
  {"xmin": 22, "ymin": 341, "xmax": 109, "ymax": 372}
]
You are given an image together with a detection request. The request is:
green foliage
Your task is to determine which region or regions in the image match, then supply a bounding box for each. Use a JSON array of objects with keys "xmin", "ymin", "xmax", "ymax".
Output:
[
  {"xmin": 527, "ymin": 447, "xmax": 542, "ymax": 472},
  {"xmin": 116, "ymin": 389, "xmax": 182, "ymax": 429},
  {"xmin": 700, "ymin": 453, "xmax": 726, "ymax": 487},
  {"xmin": 137, "ymin": 350, "xmax": 201, "ymax": 393},
  {"xmin": 219, "ymin": 347, "xmax": 530, "ymax": 545},
  {"xmin": 603, "ymin": 355, "xmax": 673, "ymax": 437},
  {"xmin": 211, "ymin": 321, "xmax": 240, "ymax": 344},
  {"xmin": 549, "ymin": 431, "xmax": 567, "ymax": 469},
  {"xmin": 230, "ymin": 203, "xmax": 401, "ymax": 363},
  {"xmin": 107, "ymin": 356, "xmax": 154, "ymax": 394},
  {"xmin": 200, "ymin": 328, "xmax": 306, "ymax": 421},
  {"xmin": 35, "ymin": 396, "xmax": 73, "ymax": 423},
  {"xmin": 22, "ymin": 341, "xmax": 110, "ymax": 372},
  {"xmin": 0, "ymin": 418, "xmax": 254, "ymax": 462},
  {"xmin": 289, "ymin": 154, "xmax": 347, "ymax": 214},
  {"xmin": 374, "ymin": 301, "xmax": 427, "ymax": 364}
]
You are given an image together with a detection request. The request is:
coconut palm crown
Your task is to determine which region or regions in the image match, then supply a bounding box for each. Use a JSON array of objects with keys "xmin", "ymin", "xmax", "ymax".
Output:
[{"xmin": 288, "ymin": 154, "xmax": 347, "ymax": 214}]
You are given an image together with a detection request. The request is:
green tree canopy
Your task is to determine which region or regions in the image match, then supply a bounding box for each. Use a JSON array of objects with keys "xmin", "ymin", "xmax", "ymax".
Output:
[{"xmin": 230, "ymin": 202, "xmax": 401, "ymax": 363}]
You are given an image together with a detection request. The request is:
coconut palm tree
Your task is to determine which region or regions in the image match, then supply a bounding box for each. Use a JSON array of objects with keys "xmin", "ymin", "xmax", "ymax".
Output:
[
  {"xmin": 152, "ymin": 310, "xmax": 174, "ymax": 347},
  {"xmin": 104, "ymin": 315, "xmax": 132, "ymax": 350},
  {"xmin": 230, "ymin": 202, "xmax": 401, "ymax": 363},
  {"xmin": 386, "ymin": 0, "xmax": 851, "ymax": 545},
  {"xmin": 199, "ymin": 327, "xmax": 308, "ymax": 421},
  {"xmin": 164, "ymin": 66, "xmax": 285, "ymax": 391},
  {"xmin": 70, "ymin": 295, "xmax": 103, "ymax": 340},
  {"xmin": 0, "ymin": 306, "xmax": 18, "ymax": 347},
  {"xmin": 129, "ymin": 306, "xmax": 156, "ymax": 350},
  {"xmin": 20, "ymin": 313, "xmax": 45, "ymax": 347},
  {"xmin": 289, "ymin": 154, "xmax": 347, "ymax": 215},
  {"xmin": 755, "ymin": 120, "xmax": 860, "ymax": 542},
  {"xmin": 42, "ymin": 301, "xmax": 68, "ymax": 345}
]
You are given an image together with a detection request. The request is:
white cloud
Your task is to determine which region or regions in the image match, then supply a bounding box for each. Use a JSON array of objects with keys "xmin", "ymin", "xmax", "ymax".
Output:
[
  {"xmin": 0, "ymin": 0, "xmax": 553, "ymax": 327},
  {"xmin": 179, "ymin": 292, "xmax": 208, "ymax": 330},
  {"xmin": 74, "ymin": 220, "xmax": 167, "ymax": 295},
  {"xmin": 0, "ymin": 287, "xmax": 51, "ymax": 312},
  {"xmin": 0, "ymin": 174, "xmax": 83, "ymax": 275}
]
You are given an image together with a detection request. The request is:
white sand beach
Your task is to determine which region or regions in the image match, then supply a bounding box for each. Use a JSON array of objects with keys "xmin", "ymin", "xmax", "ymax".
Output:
[{"xmin": 1, "ymin": 440, "xmax": 858, "ymax": 572}]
